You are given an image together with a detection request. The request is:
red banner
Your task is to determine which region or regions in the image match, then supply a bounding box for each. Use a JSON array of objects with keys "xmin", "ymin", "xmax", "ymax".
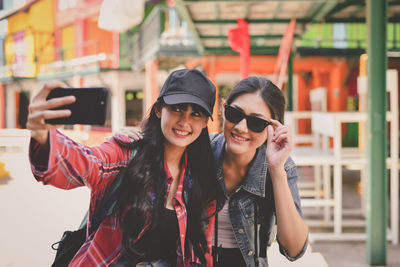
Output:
[
  {"xmin": 273, "ymin": 19, "xmax": 296, "ymax": 89},
  {"xmin": 228, "ymin": 19, "xmax": 250, "ymax": 79}
]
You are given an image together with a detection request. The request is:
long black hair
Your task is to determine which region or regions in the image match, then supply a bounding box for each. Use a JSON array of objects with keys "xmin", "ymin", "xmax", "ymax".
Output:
[
  {"xmin": 226, "ymin": 76, "xmax": 286, "ymax": 123},
  {"xmin": 114, "ymin": 99, "xmax": 224, "ymax": 263}
]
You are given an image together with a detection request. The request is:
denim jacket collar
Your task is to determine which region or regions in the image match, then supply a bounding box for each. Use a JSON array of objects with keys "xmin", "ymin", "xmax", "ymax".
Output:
[
  {"xmin": 242, "ymin": 144, "xmax": 267, "ymax": 198},
  {"xmin": 211, "ymin": 133, "xmax": 268, "ymax": 198}
]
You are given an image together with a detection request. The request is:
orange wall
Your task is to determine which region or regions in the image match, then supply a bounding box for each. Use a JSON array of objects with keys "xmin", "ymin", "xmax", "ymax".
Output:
[
  {"xmin": 189, "ymin": 55, "xmax": 350, "ymax": 133},
  {"xmin": 193, "ymin": 55, "xmax": 349, "ymax": 112},
  {"xmin": 85, "ymin": 18, "xmax": 113, "ymax": 55},
  {"xmin": 84, "ymin": 17, "xmax": 114, "ymax": 67},
  {"xmin": 54, "ymin": 0, "xmax": 118, "ymax": 68}
]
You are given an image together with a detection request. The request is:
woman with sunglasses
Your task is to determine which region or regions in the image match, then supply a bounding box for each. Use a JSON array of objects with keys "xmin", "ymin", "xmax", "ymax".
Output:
[
  {"xmin": 211, "ymin": 76, "xmax": 308, "ymax": 267},
  {"xmin": 27, "ymin": 69, "xmax": 224, "ymax": 266},
  {"xmin": 119, "ymin": 76, "xmax": 309, "ymax": 267}
]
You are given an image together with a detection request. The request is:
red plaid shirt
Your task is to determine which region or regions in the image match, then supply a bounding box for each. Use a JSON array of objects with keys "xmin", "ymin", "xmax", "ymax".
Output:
[{"xmin": 29, "ymin": 129, "xmax": 215, "ymax": 266}]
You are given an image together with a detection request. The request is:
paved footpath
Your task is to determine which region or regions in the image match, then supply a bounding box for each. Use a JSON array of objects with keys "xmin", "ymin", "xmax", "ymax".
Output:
[
  {"xmin": 268, "ymin": 241, "xmax": 329, "ymax": 266},
  {"xmin": 0, "ymin": 151, "xmax": 89, "ymax": 267},
  {"xmin": 0, "ymin": 150, "xmax": 329, "ymax": 267}
]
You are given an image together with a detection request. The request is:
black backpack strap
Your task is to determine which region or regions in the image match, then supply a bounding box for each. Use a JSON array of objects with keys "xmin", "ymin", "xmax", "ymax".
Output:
[
  {"xmin": 78, "ymin": 211, "xmax": 89, "ymax": 230},
  {"xmin": 90, "ymin": 148, "xmax": 138, "ymax": 233},
  {"xmin": 213, "ymin": 196, "xmax": 227, "ymax": 266},
  {"xmin": 212, "ymin": 206, "xmax": 220, "ymax": 265},
  {"xmin": 50, "ymin": 148, "xmax": 138, "ymax": 267},
  {"xmin": 256, "ymin": 173, "xmax": 275, "ymax": 259},
  {"xmin": 254, "ymin": 201, "xmax": 259, "ymax": 266}
]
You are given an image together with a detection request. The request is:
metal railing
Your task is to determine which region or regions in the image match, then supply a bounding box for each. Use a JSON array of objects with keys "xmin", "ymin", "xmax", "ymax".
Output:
[
  {"xmin": 37, "ymin": 40, "xmax": 118, "ymax": 79},
  {"xmin": 298, "ymin": 37, "xmax": 400, "ymax": 50},
  {"xmin": 132, "ymin": 6, "xmax": 198, "ymax": 71}
]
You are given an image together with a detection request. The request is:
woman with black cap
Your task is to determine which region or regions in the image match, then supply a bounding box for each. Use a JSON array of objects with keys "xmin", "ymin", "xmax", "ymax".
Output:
[
  {"xmin": 26, "ymin": 69, "xmax": 224, "ymax": 267},
  {"xmin": 118, "ymin": 76, "xmax": 309, "ymax": 267}
]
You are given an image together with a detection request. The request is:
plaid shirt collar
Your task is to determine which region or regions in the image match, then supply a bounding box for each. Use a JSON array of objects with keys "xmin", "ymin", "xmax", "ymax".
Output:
[
  {"xmin": 164, "ymin": 151, "xmax": 188, "ymax": 259},
  {"xmin": 133, "ymin": 151, "xmax": 191, "ymax": 264}
]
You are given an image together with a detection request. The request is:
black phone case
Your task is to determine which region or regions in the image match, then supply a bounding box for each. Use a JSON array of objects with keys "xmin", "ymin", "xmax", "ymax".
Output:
[{"xmin": 45, "ymin": 87, "xmax": 109, "ymax": 125}]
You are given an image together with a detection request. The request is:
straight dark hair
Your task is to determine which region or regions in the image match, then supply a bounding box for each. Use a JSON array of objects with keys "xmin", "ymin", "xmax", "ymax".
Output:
[
  {"xmin": 226, "ymin": 76, "xmax": 286, "ymax": 123},
  {"xmin": 113, "ymin": 99, "xmax": 224, "ymax": 263}
]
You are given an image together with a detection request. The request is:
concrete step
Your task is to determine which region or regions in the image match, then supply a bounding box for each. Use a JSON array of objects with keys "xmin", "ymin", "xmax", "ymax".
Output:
[{"xmin": 268, "ymin": 242, "xmax": 330, "ymax": 267}]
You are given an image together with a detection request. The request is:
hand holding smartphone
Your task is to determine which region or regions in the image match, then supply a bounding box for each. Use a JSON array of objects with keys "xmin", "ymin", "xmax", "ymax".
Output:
[{"xmin": 45, "ymin": 87, "xmax": 109, "ymax": 125}]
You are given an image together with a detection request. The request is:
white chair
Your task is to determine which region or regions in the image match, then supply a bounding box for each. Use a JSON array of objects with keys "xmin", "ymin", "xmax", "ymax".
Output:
[
  {"xmin": 290, "ymin": 70, "xmax": 399, "ymax": 244},
  {"xmin": 286, "ymin": 87, "xmax": 328, "ymax": 200}
]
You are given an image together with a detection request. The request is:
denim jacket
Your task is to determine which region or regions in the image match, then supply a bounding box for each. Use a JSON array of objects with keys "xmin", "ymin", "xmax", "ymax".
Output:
[{"xmin": 210, "ymin": 133, "xmax": 307, "ymax": 267}]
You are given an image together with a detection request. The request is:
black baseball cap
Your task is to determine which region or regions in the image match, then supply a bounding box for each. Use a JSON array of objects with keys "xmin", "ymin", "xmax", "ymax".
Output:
[{"xmin": 158, "ymin": 69, "xmax": 216, "ymax": 120}]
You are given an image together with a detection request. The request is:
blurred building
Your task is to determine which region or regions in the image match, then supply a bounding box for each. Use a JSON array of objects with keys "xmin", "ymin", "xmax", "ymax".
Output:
[
  {"xmin": 0, "ymin": 0, "xmax": 144, "ymax": 134},
  {"xmin": 0, "ymin": 0, "xmax": 203, "ymax": 143},
  {"xmin": 0, "ymin": 0, "xmax": 399, "ymax": 140}
]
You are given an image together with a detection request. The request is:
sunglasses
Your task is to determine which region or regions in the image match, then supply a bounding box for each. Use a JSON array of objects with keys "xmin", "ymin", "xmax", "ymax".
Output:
[{"xmin": 224, "ymin": 105, "xmax": 272, "ymax": 133}]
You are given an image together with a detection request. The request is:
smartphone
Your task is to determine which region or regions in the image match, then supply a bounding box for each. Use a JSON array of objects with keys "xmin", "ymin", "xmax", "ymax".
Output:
[{"xmin": 45, "ymin": 87, "xmax": 109, "ymax": 125}]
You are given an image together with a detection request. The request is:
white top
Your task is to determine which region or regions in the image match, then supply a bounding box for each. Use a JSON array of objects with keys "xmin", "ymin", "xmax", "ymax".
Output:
[{"xmin": 215, "ymin": 197, "xmax": 239, "ymax": 248}]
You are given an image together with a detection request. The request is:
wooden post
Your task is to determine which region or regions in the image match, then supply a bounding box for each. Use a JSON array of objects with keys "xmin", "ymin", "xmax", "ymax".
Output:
[
  {"xmin": 144, "ymin": 59, "xmax": 159, "ymax": 117},
  {"xmin": 202, "ymin": 56, "xmax": 219, "ymax": 133},
  {"xmin": 0, "ymin": 84, "xmax": 5, "ymax": 128}
]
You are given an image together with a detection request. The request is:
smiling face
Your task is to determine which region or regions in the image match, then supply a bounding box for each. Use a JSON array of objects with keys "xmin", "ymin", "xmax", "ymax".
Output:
[
  {"xmin": 157, "ymin": 103, "xmax": 209, "ymax": 151},
  {"xmin": 223, "ymin": 92, "xmax": 272, "ymax": 155}
]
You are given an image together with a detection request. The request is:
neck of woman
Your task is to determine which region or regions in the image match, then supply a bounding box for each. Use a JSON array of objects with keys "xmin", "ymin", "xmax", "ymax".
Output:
[
  {"xmin": 164, "ymin": 143, "xmax": 186, "ymax": 178},
  {"xmin": 224, "ymin": 146, "xmax": 256, "ymax": 170},
  {"xmin": 223, "ymin": 147, "xmax": 256, "ymax": 194}
]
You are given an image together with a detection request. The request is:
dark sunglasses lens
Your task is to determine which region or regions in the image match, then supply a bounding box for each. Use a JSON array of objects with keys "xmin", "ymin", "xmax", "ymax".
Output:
[
  {"xmin": 247, "ymin": 117, "xmax": 269, "ymax": 133},
  {"xmin": 225, "ymin": 106, "xmax": 244, "ymax": 123},
  {"xmin": 225, "ymin": 105, "xmax": 271, "ymax": 133}
]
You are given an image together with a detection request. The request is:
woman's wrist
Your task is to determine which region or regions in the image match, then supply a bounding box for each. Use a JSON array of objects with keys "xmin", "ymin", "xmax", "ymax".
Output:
[
  {"xmin": 268, "ymin": 165, "xmax": 286, "ymax": 183},
  {"xmin": 31, "ymin": 130, "xmax": 49, "ymax": 146},
  {"xmin": 268, "ymin": 164, "xmax": 285, "ymax": 174}
]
